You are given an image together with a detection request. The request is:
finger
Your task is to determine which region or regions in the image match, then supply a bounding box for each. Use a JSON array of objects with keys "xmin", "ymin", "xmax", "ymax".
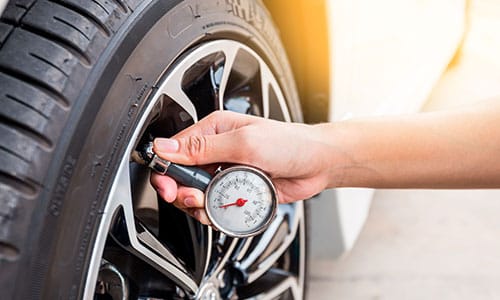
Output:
[
  {"xmin": 193, "ymin": 208, "xmax": 211, "ymax": 225},
  {"xmin": 153, "ymin": 111, "xmax": 263, "ymax": 166},
  {"xmin": 172, "ymin": 186, "xmax": 205, "ymax": 209},
  {"xmin": 153, "ymin": 129, "xmax": 252, "ymax": 166},
  {"xmin": 150, "ymin": 173, "xmax": 178, "ymax": 203},
  {"xmin": 151, "ymin": 175, "xmax": 210, "ymax": 225},
  {"xmin": 179, "ymin": 207, "xmax": 211, "ymax": 225}
]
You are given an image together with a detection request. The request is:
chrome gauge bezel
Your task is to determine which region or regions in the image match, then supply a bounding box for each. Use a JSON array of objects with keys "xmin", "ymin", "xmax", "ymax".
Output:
[{"xmin": 205, "ymin": 166, "xmax": 278, "ymax": 238}]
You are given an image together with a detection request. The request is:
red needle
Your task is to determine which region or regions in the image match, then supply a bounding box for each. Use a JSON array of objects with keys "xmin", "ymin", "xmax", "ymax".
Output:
[{"xmin": 219, "ymin": 198, "xmax": 248, "ymax": 209}]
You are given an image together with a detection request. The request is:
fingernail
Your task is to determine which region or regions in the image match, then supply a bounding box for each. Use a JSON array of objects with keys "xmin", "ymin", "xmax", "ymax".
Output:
[
  {"xmin": 184, "ymin": 197, "xmax": 195, "ymax": 207},
  {"xmin": 155, "ymin": 138, "xmax": 179, "ymax": 153}
]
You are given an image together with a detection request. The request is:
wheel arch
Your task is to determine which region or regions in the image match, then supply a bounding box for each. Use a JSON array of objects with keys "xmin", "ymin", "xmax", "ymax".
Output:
[{"xmin": 263, "ymin": 0, "xmax": 330, "ymax": 123}]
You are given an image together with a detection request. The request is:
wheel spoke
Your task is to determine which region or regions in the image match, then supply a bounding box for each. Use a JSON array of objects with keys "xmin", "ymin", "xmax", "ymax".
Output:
[
  {"xmin": 205, "ymin": 233, "xmax": 239, "ymax": 280},
  {"xmin": 266, "ymin": 276, "xmax": 301, "ymax": 300},
  {"xmin": 84, "ymin": 156, "xmax": 199, "ymax": 298},
  {"xmin": 112, "ymin": 159, "xmax": 199, "ymax": 294},
  {"xmin": 260, "ymin": 66, "xmax": 291, "ymax": 122},
  {"xmin": 134, "ymin": 222, "xmax": 187, "ymax": 272},
  {"xmin": 157, "ymin": 66, "xmax": 199, "ymax": 123},
  {"xmin": 233, "ymin": 236, "xmax": 254, "ymax": 261},
  {"xmin": 262, "ymin": 276, "xmax": 301, "ymax": 300},
  {"xmin": 239, "ymin": 270, "xmax": 302, "ymax": 300},
  {"xmin": 261, "ymin": 67, "xmax": 273, "ymax": 119},
  {"xmin": 218, "ymin": 45, "xmax": 239, "ymax": 110},
  {"xmin": 234, "ymin": 203, "xmax": 303, "ymax": 284}
]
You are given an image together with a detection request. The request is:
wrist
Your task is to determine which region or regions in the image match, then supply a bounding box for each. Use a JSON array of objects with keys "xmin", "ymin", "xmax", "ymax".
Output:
[
  {"xmin": 309, "ymin": 122, "xmax": 346, "ymax": 188},
  {"xmin": 312, "ymin": 121, "xmax": 367, "ymax": 189}
]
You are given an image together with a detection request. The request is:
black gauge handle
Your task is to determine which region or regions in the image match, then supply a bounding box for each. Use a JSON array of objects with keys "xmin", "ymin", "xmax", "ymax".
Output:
[
  {"xmin": 132, "ymin": 141, "xmax": 212, "ymax": 191},
  {"xmin": 164, "ymin": 162, "xmax": 212, "ymax": 191}
]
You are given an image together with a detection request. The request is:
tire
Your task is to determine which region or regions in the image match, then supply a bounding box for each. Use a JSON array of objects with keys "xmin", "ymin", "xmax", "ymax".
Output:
[{"xmin": 0, "ymin": 0, "xmax": 306, "ymax": 299}]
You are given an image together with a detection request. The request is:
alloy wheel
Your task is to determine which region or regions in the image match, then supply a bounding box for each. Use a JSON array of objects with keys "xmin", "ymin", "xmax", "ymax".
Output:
[{"xmin": 85, "ymin": 40, "xmax": 305, "ymax": 299}]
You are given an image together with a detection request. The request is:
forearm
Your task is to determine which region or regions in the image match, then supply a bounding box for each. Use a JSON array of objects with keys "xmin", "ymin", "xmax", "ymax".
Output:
[{"xmin": 321, "ymin": 101, "xmax": 500, "ymax": 189}]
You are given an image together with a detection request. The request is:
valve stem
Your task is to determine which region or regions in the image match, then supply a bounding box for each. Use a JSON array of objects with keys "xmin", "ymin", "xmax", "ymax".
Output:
[{"xmin": 131, "ymin": 141, "xmax": 211, "ymax": 191}]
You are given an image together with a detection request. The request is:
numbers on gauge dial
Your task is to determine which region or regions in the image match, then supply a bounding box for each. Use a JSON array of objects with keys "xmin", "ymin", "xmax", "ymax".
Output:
[{"xmin": 207, "ymin": 170, "xmax": 273, "ymax": 234}]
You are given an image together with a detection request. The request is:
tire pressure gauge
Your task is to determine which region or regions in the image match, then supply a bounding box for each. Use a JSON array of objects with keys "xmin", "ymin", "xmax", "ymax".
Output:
[
  {"xmin": 205, "ymin": 166, "xmax": 277, "ymax": 237},
  {"xmin": 132, "ymin": 142, "xmax": 277, "ymax": 237}
]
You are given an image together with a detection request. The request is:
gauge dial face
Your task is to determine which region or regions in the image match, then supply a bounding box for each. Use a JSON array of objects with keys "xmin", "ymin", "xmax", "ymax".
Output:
[{"xmin": 205, "ymin": 167, "xmax": 277, "ymax": 237}]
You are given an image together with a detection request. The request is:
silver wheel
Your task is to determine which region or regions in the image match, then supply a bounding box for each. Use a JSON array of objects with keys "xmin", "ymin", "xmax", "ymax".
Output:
[{"xmin": 85, "ymin": 40, "xmax": 305, "ymax": 299}]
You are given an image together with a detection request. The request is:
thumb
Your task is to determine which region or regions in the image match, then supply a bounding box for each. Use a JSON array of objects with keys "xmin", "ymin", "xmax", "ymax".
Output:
[{"xmin": 153, "ymin": 132, "xmax": 247, "ymax": 166}]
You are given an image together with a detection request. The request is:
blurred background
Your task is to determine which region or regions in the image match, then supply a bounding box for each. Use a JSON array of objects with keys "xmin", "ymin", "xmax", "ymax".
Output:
[{"xmin": 303, "ymin": 0, "xmax": 500, "ymax": 298}]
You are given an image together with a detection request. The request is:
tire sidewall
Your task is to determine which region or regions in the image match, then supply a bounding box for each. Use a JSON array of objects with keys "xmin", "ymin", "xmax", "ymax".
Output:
[{"xmin": 23, "ymin": 0, "xmax": 302, "ymax": 298}]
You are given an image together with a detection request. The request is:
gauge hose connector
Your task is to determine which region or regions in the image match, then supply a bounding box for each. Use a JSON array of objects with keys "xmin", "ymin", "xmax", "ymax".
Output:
[
  {"xmin": 131, "ymin": 141, "xmax": 155, "ymax": 165},
  {"xmin": 132, "ymin": 141, "xmax": 170, "ymax": 174}
]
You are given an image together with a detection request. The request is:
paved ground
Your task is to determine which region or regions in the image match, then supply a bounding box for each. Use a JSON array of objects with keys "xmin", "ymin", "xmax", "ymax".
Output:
[{"xmin": 306, "ymin": 189, "xmax": 500, "ymax": 299}]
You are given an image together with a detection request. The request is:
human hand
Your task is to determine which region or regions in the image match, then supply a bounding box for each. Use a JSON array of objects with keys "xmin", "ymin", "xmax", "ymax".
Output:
[{"xmin": 150, "ymin": 111, "xmax": 333, "ymax": 224}]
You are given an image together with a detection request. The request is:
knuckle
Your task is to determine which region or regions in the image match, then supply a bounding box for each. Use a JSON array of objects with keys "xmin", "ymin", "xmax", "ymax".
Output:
[
  {"xmin": 207, "ymin": 111, "xmax": 224, "ymax": 129},
  {"xmin": 184, "ymin": 135, "xmax": 208, "ymax": 163},
  {"xmin": 242, "ymin": 127, "xmax": 257, "ymax": 148},
  {"xmin": 207, "ymin": 110, "xmax": 226, "ymax": 124},
  {"xmin": 210, "ymin": 110, "xmax": 225, "ymax": 119},
  {"xmin": 235, "ymin": 127, "xmax": 257, "ymax": 161}
]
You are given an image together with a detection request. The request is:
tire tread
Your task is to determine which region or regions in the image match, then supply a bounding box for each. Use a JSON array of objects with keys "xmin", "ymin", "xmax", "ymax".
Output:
[
  {"xmin": 48, "ymin": 0, "xmax": 111, "ymax": 37},
  {"xmin": 0, "ymin": 0, "xmax": 124, "ymax": 185},
  {"xmin": 0, "ymin": 1, "xmax": 134, "ymax": 296}
]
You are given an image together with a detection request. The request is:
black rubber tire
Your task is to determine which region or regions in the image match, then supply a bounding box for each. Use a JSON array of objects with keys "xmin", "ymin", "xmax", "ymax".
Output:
[{"xmin": 0, "ymin": 0, "xmax": 303, "ymax": 298}]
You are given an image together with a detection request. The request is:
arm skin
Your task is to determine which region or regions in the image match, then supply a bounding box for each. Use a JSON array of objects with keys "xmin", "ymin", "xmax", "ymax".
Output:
[
  {"xmin": 150, "ymin": 101, "xmax": 500, "ymax": 224},
  {"xmin": 324, "ymin": 99, "xmax": 500, "ymax": 189}
]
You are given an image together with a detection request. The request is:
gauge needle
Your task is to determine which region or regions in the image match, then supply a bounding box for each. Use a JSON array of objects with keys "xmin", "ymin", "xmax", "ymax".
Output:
[{"xmin": 219, "ymin": 198, "xmax": 248, "ymax": 209}]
